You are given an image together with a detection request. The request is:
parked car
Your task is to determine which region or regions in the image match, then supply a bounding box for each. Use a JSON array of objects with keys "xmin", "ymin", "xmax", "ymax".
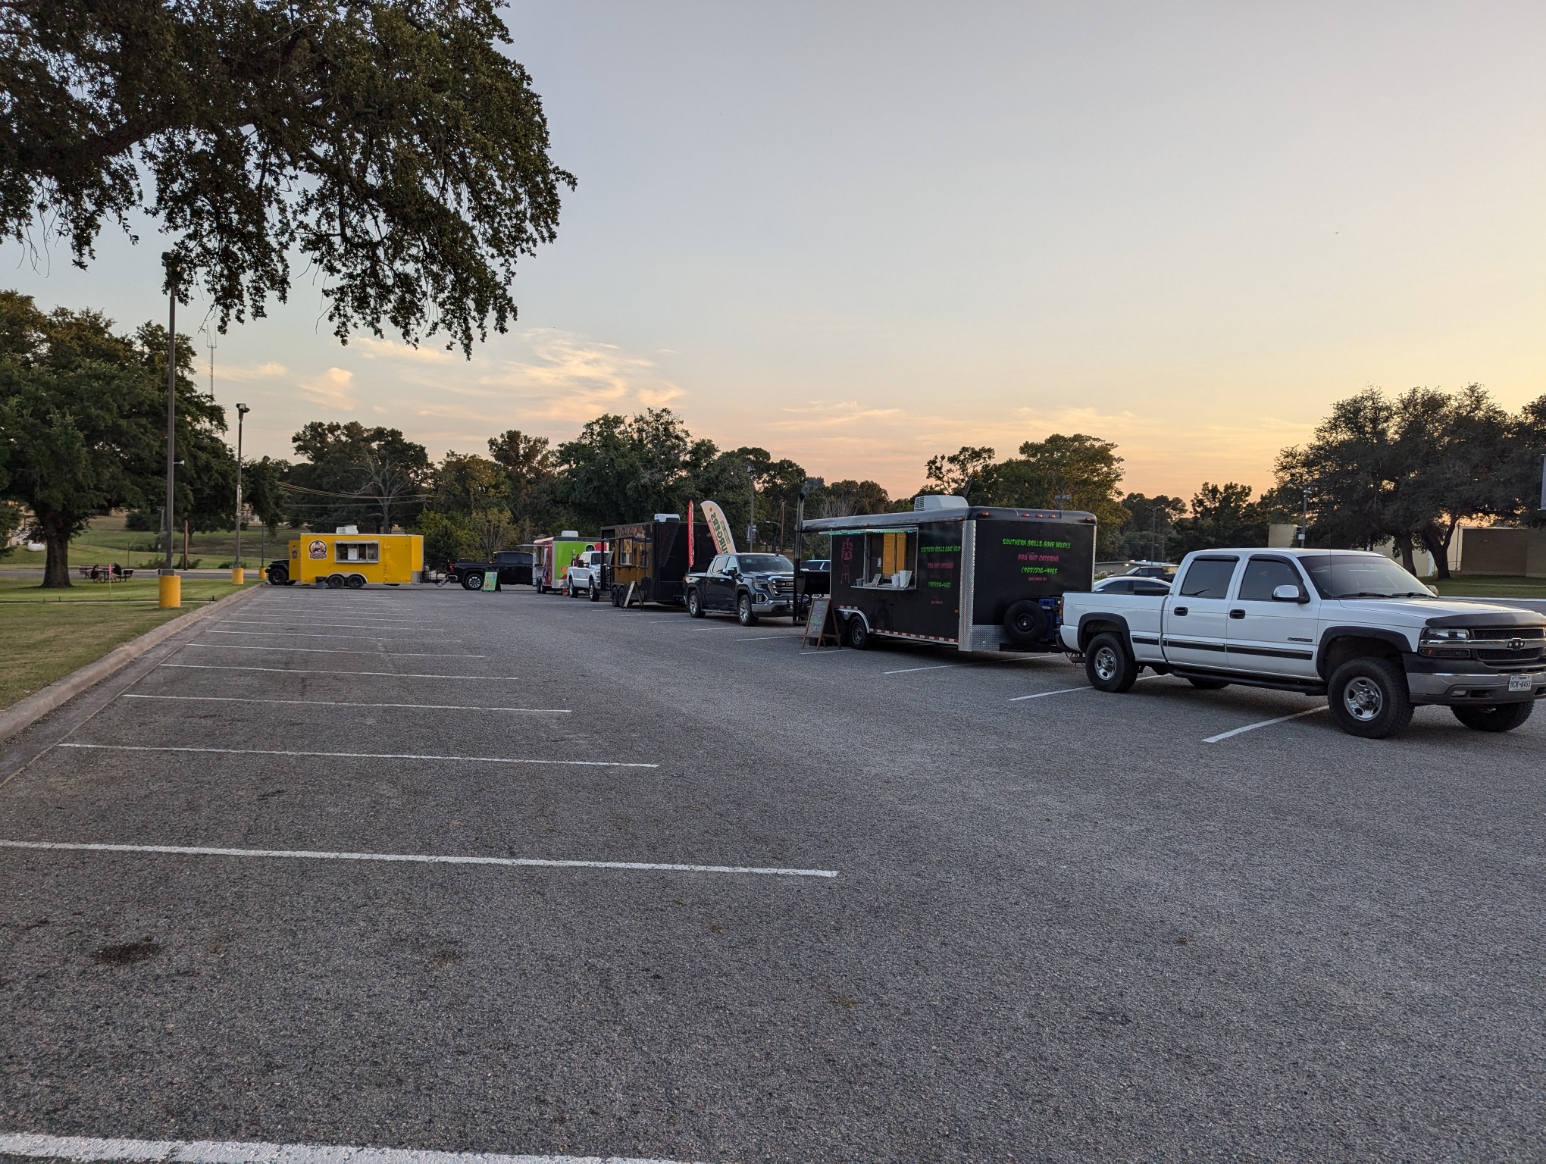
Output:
[
  {"xmin": 684, "ymin": 553, "xmax": 797, "ymax": 625},
  {"xmin": 1094, "ymin": 575, "xmax": 1171, "ymax": 595},
  {"xmin": 565, "ymin": 549, "xmax": 609, "ymax": 599},
  {"xmin": 1060, "ymin": 548, "xmax": 1546, "ymax": 738},
  {"xmin": 1124, "ymin": 560, "xmax": 1177, "ymax": 579},
  {"xmin": 448, "ymin": 550, "xmax": 534, "ymax": 591}
]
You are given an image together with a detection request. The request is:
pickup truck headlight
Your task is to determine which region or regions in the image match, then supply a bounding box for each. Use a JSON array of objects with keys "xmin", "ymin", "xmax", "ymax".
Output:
[{"xmin": 1419, "ymin": 628, "xmax": 1472, "ymax": 658}]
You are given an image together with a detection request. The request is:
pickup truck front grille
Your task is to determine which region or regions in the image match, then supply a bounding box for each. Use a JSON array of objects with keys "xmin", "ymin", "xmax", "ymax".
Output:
[
  {"xmin": 1470, "ymin": 627, "xmax": 1544, "ymax": 666},
  {"xmin": 768, "ymin": 578, "xmax": 793, "ymax": 596}
]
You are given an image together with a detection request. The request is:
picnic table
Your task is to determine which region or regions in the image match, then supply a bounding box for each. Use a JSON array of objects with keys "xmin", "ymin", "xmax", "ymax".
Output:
[{"xmin": 76, "ymin": 565, "xmax": 135, "ymax": 581}]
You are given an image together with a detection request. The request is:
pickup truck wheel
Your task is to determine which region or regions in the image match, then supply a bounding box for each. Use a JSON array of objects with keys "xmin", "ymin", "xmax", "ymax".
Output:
[
  {"xmin": 737, "ymin": 593, "xmax": 759, "ymax": 626},
  {"xmin": 1451, "ymin": 702, "xmax": 1533, "ymax": 732},
  {"xmin": 686, "ymin": 588, "xmax": 705, "ymax": 618},
  {"xmin": 589, "ymin": 582, "xmax": 601, "ymax": 601},
  {"xmin": 846, "ymin": 615, "xmax": 870, "ymax": 650},
  {"xmin": 1085, "ymin": 632, "xmax": 1138, "ymax": 693},
  {"xmin": 1187, "ymin": 677, "xmax": 1229, "ymax": 690},
  {"xmin": 461, "ymin": 572, "xmax": 483, "ymax": 591},
  {"xmin": 1327, "ymin": 657, "xmax": 1413, "ymax": 739}
]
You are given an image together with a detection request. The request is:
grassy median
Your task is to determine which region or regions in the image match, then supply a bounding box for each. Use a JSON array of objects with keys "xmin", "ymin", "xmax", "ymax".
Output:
[
  {"xmin": 1429, "ymin": 575, "xmax": 1546, "ymax": 598},
  {"xmin": 0, "ymin": 576, "xmax": 257, "ymax": 710}
]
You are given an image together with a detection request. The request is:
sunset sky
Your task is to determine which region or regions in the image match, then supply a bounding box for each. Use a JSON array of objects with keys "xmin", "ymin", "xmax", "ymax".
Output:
[{"xmin": 5, "ymin": 1, "xmax": 1543, "ymax": 500}]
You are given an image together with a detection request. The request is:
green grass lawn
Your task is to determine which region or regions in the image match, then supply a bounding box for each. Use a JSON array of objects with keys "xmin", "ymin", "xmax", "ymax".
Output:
[
  {"xmin": 1429, "ymin": 575, "xmax": 1546, "ymax": 598},
  {"xmin": 0, "ymin": 576, "xmax": 257, "ymax": 710},
  {"xmin": 4, "ymin": 513, "xmax": 290, "ymax": 571}
]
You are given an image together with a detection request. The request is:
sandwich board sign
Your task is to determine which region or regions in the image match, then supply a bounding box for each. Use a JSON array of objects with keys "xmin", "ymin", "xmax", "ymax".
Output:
[
  {"xmin": 482, "ymin": 569, "xmax": 499, "ymax": 592},
  {"xmin": 802, "ymin": 595, "xmax": 840, "ymax": 649}
]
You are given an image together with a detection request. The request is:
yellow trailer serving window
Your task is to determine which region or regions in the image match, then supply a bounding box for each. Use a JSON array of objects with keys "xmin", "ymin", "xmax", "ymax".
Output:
[{"xmin": 335, "ymin": 541, "xmax": 380, "ymax": 563}]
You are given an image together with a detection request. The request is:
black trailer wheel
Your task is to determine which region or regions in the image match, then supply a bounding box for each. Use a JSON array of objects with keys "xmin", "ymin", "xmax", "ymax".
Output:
[
  {"xmin": 1187, "ymin": 677, "xmax": 1230, "ymax": 690},
  {"xmin": 1452, "ymin": 701, "xmax": 1533, "ymax": 732},
  {"xmin": 325, "ymin": 573, "xmax": 345, "ymax": 589},
  {"xmin": 686, "ymin": 588, "xmax": 705, "ymax": 618},
  {"xmin": 846, "ymin": 615, "xmax": 870, "ymax": 650},
  {"xmin": 461, "ymin": 572, "xmax": 483, "ymax": 591},
  {"xmin": 1003, "ymin": 600, "xmax": 1049, "ymax": 646},
  {"xmin": 1327, "ymin": 657, "xmax": 1413, "ymax": 739},
  {"xmin": 1084, "ymin": 632, "xmax": 1138, "ymax": 692},
  {"xmin": 736, "ymin": 593, "xmax": 759, "ymax": 626},
  {"xmin": 611, "ymin": 585, "xmax": 622, "ymax": 607},
  {"xmin": 346, "ymin": 574, "xmax": 367, "ymax": 589}
]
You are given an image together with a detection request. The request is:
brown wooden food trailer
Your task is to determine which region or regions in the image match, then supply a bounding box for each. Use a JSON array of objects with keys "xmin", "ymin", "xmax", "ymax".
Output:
[{"xmin": 600, "ymin": 516, "xmax": 718, "ymax": 606}]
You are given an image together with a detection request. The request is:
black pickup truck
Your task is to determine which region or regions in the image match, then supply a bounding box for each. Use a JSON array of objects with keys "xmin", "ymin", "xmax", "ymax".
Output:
[
  {"xmin": 447, "ymin": 550, "xmax": 534, "ymax": 591},
  {"xmin": 684, "ymin": 552, "xmax": 797, "ymax": 625}
]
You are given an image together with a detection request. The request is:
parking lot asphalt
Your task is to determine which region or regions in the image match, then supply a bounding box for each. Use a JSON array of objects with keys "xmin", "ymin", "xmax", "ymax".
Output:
[{"xmin": 1, "ymin": 584, "xmax": 1542, "ymax": 1162}]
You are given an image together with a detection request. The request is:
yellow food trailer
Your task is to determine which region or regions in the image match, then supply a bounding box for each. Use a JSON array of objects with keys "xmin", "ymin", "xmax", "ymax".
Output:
[{"xmin": 272, "ymin": 533, "xmax": 424, "ymax": 588}]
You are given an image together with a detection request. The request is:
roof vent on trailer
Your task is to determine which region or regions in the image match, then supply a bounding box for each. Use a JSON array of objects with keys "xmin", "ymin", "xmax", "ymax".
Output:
[
  {"xmin": 335, "ymin": 525, "xmax": 359, "ymax": 534},
  {"xmin": 560, "ymin": 529, "xmax": 580, "ymax": 538},
  {"xmin": 913, "ymin": 494, "xmax": 969, "ymax": 511},
  {"xmin": 654, "ymin": 513, "xmax": 681, "ymax": 522}
]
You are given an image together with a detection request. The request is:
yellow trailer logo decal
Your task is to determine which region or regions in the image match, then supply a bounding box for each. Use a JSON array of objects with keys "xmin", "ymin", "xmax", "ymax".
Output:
[{"xmin": 308, "ymin": 540, "xmax": 328, "ymax": 559}]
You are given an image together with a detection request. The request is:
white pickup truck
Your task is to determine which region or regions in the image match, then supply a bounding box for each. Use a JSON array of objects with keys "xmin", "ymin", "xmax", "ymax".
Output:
[
  {"xmin": 1060, "ymin": 548, "xmax": 1546, "ymax": 738},
  {"xmin": 564, "ymin": 549, "xmax": 608, "ymax": 600}
]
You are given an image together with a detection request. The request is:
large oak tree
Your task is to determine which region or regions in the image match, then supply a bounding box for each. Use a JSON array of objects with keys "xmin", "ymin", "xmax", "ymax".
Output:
[{"xmin": 1, "ymin": 0, "xmax": 574, "ymax": 352}]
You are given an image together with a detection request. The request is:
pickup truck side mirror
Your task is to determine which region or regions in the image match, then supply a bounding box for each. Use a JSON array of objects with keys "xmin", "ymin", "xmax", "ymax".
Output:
[{"xmin": 1272, "ymin": 583, "xmax": 1309, "ymax": 603}]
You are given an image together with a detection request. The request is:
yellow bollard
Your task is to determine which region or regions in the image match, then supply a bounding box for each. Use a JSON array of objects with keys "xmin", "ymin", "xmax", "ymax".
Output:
[
  {"xmin": 158, "ymin": 572, "xmax": 182, "ymax": 609},
  {"xmin": 231, "ymin": 566, "xmax": 245, "ymax": 586}
]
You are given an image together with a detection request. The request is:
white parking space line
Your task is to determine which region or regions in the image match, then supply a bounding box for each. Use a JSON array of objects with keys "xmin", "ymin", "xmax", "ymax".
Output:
[
  {"xmin": 1008, "ymin": 675, "xmax": 1162, "ymax": 701},
  {"xmin": 0, "ymin": 841, "xmax": 837, "ymax": 880},
  {"xmin": 59, "ymin": 743, "xmax": 657, "ymax": 768},
  {"xmin": 1203, "ymin": 706, "xmax": 1327, "ymax": 743},
  {"xmin": 222, "ymin": 621, "xmax": 429, "ymax": 630},
  {"xmin": 186, "ymin": 643, "xmax": 483, "ymax": 658},
  {"xmin": 122, "ymin": 695, "xmax": 569, "ymax": 713},
  {"xmin": 161, "ymin": 664, "xmax": 515, "ymax": 679},
  {"xmin": 208, "ymin": 630, "xmax": 458, "ymax": 642},
  {"xmin": 883, "ymin": 664, "xmax": 958, "ymax": 675},
  {"xmin": 0, "ymin": 1132, "xmax": 699, "ymax": 1164},
  {"xmin": 735, "ymin": 635, "xmax": 800, "ymax": 642}
]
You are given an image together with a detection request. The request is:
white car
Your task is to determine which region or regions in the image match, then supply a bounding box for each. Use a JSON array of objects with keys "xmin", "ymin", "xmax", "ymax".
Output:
[{"xmin": 1060, "ymin": 548, "xmax": 1546, "ymax": 738}]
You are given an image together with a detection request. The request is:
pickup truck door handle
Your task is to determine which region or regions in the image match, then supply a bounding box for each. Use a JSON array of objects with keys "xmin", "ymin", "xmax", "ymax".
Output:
[
  {"xmin": 1172, "ymin": 606, "xmax": 1188, "ymax": 616},
  {"xmin": 1229, "ymin": 608, "xmax": 1245, "ymax": 619}
]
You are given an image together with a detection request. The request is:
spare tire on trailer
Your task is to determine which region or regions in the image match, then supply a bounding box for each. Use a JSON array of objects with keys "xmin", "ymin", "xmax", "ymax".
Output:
[
  {"xmin": 461, "ymin": 572, "xmax": 484, "ymax": 591},
  {"xmin": 1003, "ymin": 600, "xmax": 1048, "ymax": 646}
]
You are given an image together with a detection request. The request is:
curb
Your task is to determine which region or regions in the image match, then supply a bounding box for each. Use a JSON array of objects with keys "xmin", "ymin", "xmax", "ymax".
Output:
[{"xmin": 0, "ymin": 582, "xmax": 266, "ymax": 744}]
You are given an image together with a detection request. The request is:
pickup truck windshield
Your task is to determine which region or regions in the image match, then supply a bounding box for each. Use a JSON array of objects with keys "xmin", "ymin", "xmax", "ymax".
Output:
[
  {"xmin": 737, "ymin": 554, "xmax": 794, "ymax": 572},
  {"xmin": 1302, "ymin": 553, "xmax": 1431, "ymax": 599}
]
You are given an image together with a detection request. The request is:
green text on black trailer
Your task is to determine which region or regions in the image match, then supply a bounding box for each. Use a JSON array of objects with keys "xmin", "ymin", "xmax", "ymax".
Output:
[{"xmin": 799, "ymin": 494, "xmax": 1097, "ymax": 652}]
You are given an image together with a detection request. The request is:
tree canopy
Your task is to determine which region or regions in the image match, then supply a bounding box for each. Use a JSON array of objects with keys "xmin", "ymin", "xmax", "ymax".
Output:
[
  {"xmin": 1, "ymin": 0, "xmax": 574, "ymax": 353},
  {"xmin": 285, "ymin": 420, "xmax": 430, "ymax": 532},
  {"xmin": 0, "ymin": 290, "xmax": 230, "ymax": 585}
]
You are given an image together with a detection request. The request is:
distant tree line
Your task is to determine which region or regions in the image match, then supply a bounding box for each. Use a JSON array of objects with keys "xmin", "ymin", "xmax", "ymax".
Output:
[{"xmin": 6, "ymin": 284, "xmax": 1544, "ymax": 585}]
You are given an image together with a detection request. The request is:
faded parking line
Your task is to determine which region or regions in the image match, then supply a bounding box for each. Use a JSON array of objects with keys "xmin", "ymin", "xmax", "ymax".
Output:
[
  {"xmin": 0, "ymin": 841, "xmax": 837, "ymax": 880},
  {"xmin": 1204, "ymin": 706, "xmax": 1327, "ymax": 743},
  {"xmin": 121, "ymin": 695, "xmax": 569, "ymax": 713},
  {"xmin": 160, "ymin": 664, "xmax": 514, "ymax": 679},
  {"xmin": 0, "ymin": 1132, "xmax": 697, "ymax": 1164},
  {"xmin": 883, "ymin": 664, "xmax": 958, "ymax": 675},
  {"xmin": 58, "ymin": 743, "xmax": 656, "ymax": 768},
  {"xmin": 186, "ymin": 643, "xmax": 484, "ymax": 658}
]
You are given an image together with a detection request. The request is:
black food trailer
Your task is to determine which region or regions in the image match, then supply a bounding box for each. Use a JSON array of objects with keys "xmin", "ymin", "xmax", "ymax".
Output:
[
  {"xmin": 799, "ymin": 496, "xmax": 1097, "ymax": 652},
  {"xmin": 600, "ymin": 516, "xmax": 718, "ymax": 606}
]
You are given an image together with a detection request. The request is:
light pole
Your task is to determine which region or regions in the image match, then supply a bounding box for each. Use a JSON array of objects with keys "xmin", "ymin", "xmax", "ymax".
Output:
[
  {"xmin": 746, "ymin": 460, "xmax": 758, "ymax": 549},
  {"xmin": 159, "ymin": 253, "xmax": 181, "ymax": 608},
  {"xmin": 1300, "ymin": 487, "xmax": 1310, "ymax": 547},
  {"xmin": 795, "ymin": 477, "xmax": 823, "ymax": 624},
  {"xmin": 233, "ymin": 403, "xmax": 250, "ymax": 584}
]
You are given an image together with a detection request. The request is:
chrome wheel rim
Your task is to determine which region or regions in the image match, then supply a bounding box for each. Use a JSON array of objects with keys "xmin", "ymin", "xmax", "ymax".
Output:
[
  {"xmin": 1093, "ymin": 646, "xmax": 1119, "ymax": 682},
  {"xmin": 1343, "ymin": 676, "xmax": 1384, "ymax": 721}
]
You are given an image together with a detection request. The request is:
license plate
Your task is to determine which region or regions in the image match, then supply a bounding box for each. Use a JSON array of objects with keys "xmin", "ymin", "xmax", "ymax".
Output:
[{"xmin": 1508, "ymin": 675, "xmax": 1531, "ymax": 692}]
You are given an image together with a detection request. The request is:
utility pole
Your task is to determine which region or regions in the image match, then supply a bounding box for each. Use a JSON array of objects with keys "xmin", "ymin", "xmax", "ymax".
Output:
[
  {"xmin": 795, "ymin": 477, "xmax": 822, "ymax": 625},
  {"xmin": 159, "ymin": 253, "xmax": 181, "ymax": 608},
  {"xmin": 234, "ymin": 403, "xmax": 250, "ymax": 583},
  {"xmin": 1300, "ymin": 487, "xmax": 1310, "ymax": 547}
]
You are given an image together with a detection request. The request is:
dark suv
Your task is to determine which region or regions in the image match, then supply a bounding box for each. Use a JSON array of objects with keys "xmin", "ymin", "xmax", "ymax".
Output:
[{"xmin": 684, "ymin": 553, "xmax": 797, "ymax": 625}]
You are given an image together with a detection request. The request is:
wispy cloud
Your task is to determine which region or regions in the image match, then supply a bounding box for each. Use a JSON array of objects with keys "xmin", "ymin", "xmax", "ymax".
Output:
[
  {"xmin": 300, "ymin": 367, "xmax": 355, "ymax": 411},
  {"xmin": 475, "ymin": 329, "xmax": 685, "ymax": 421},
  {"xmin": 351, "ymin": 336, "xmax": 456, "ymax": 364},
  {"xmin": 219, "ymin": 361, "xmax": 288, "ymax": 382}
]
